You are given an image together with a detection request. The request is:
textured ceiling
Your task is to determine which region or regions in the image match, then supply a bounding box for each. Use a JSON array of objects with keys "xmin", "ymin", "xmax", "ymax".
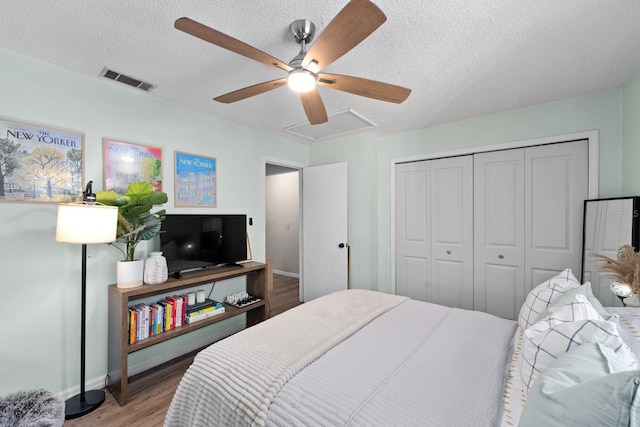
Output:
[{"xmin": 2, "ymin": 0, "xmax": 640, "ymax": 144}]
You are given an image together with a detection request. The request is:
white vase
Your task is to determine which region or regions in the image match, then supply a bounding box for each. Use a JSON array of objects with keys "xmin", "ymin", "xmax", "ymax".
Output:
[
  {"xmin": 144, "ymin": 251, "xmax": 168, "ymax": 285},
  {"xmin": 117, "ymin": 259, "xmax": 144, "ymax": 289}
]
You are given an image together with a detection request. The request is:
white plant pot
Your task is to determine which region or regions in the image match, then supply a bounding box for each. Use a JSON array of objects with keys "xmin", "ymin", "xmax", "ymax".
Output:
[{"xmin": 117, "ymin": 259, "xmax": 144, "ymax": 289}]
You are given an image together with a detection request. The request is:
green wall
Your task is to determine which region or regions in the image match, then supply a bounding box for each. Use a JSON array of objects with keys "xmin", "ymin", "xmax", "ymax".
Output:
[{"xmin": 0, "ymin": 50, "xmax": 307, "ymax": 395}]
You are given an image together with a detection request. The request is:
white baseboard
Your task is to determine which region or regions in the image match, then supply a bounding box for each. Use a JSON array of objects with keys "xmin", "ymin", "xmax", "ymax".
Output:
[
  {"xmin": 58, "ymin": 375, "xmax": 108, "ymax": 401},
  {"xmin": 273, "ymin": 270, "xmax": 299, "ymax": 279},
  {"xmin": 58, "ymin": 323, "xmax": 244, "ymax": 401}
]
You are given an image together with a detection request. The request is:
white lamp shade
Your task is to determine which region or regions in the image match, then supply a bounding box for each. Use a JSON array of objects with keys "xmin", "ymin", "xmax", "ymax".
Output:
[{"xmin": 56, "ymin": 203, "xmax": 118, "ymax": 244}]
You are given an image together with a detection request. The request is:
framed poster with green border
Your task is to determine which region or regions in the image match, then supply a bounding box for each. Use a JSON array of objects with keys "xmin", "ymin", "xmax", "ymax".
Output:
[
  {"xmin": 103, "ymin": 138, "xmax": 162, "ymax": 194},
  {"xmin": 0, "ymin": 117, "xmax": 84, "ymax": 203},
  {"xmin": 174, "ymin": 151, "xmax": 217, "ymax": 207}
]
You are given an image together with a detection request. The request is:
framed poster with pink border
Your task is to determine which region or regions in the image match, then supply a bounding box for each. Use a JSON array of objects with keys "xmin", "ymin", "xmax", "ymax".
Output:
[
  {"xmin": 103, "ymin": 138, "xmax": 162, "ymax": 193},
  {"xmin": 174, "ymin": 151, "xmax": 217, "ymax": 207}
]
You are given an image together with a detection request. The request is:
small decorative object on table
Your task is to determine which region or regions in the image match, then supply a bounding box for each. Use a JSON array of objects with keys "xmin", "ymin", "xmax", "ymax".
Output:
[
  {"xmin": 592, "ymin": 245, "xmax": 640, "ymax": 306},
  {"xmin": 144, "ymin": 251, "xmax": 168, "ymax": 285},
  {"xmin": 226, "ymin": 291, "xmax": 261, "ymax": 308},
  {"xmin": 610, "ymin": 282, "xmax": 634, "ymax": 307}
]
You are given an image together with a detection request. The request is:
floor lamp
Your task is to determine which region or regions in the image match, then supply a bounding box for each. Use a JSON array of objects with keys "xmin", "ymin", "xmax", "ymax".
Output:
[{"xmin": 56, "ymin": 196, "xmax": 118, "ymax": 419}]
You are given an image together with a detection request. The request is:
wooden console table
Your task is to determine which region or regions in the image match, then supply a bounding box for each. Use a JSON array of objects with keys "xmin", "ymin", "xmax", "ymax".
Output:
[{"xmin": 107, "ymin": 260, "xmax": 272, "ymax": 406}]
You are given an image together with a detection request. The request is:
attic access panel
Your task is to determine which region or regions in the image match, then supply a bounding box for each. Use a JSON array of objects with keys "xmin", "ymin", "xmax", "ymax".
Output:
[{"xmin": 282, "ymin": 109, "xmax": 376, "ymax": 142}]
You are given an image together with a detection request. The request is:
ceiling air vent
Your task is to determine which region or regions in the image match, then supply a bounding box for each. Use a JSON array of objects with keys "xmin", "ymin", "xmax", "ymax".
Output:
[{"xmin": 100, "ymin": 67, "xmax": 156, "ymax": 92}]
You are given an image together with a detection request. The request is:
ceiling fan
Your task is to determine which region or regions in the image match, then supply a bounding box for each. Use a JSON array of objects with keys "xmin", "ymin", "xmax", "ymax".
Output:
[{"xmin": 174, "ymin": 0, "xmax": 411, "ymax": 125}]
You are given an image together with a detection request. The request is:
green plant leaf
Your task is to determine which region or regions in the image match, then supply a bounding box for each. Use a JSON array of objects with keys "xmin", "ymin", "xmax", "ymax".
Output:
[{"xmin": 98, "ymin": 181, "xmax": 168, "ymax": 261}]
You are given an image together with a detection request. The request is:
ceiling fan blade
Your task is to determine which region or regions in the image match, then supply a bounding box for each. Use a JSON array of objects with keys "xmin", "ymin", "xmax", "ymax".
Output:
[
  {"xmin": 214, "ymin": 78, "xmax": 288, "ymax": 103},
  {"xmin": 175, "ymin": 17, "xmax": 293, "ymax": 73},
  {"xmin": 302, "ymin": 0, "xmax": 386, "ymax": 72},
  {"xmin": 318, "ymin": 73, "xmax": 411, "ymax": 103},
  {"xmin": 300, "ymin": 89, "xmax": 328, "ymax": 125}
]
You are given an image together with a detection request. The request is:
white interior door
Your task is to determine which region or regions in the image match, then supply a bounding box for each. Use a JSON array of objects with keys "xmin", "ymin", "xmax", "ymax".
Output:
[
  {"xmin": 430, "ymin": 156, "xmax": 474, "ymax": 310},
  {"xmin": 302, "ymin": 162, "xmax": 348, "ymax": 302},
  {"xmin": 525, "ymin": 140, "xmax": 589, "ymax": 291},
  {"xmin": 395, "ymin": 161, "xmax": 432, "ymax": 301},
  {"xmin": 474, "ymin": 149, "xmax": 525, "ymax": 319},
  {"xmin": 395, "ymin": 156, "xmax": 473, "ymax": 309}
]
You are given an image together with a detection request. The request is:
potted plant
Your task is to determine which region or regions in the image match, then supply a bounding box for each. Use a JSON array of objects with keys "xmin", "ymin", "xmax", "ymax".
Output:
[
  {"xmin": 97, "ymin": 181, "xmax": 168, "ymax": 288},
  {"xmin": 592, "ymin": 245, "xmax": 640, "ymax": 305}
]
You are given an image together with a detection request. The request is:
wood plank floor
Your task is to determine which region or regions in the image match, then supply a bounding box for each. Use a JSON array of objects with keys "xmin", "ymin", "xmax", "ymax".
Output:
[{"xmin": 65, "ymin": 274, "xmax": 300, "ymax": 426}]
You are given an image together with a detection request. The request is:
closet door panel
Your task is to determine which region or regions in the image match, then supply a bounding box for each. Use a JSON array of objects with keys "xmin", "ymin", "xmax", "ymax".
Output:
[
  {"xmin": 431, "ymin": 156, "xmax": 474, "ymax": 310},
  {"xmin": 395, "ymin": 161, "xmax": 431, "ymax": 301},
  {"xmin": 483, "ymin": 264, "xmax": 520, "ymax": 320},
  {"xmin": 525, "ymin": 140, "xmax": 589, "ymax": 294},
  {"xmin": 474, "ymin": 150, "xmax": 525, "ymax": 319},
  {"xmin": 402, "ymin": 256, "xmax": 430, "ymax": 301},
  {"xmin": 432, "ymin": 260, "xmax": 465, "ymax": 308}
]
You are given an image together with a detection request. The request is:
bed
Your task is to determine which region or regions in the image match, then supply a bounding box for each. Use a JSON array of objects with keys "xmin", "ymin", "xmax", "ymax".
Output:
[{"xmin": 165, "ymin": 269, "xmax": 640, "ymax": 427}]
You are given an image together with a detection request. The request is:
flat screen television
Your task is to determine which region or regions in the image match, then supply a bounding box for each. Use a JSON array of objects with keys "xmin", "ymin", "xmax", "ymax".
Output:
[{"xmin": 159, "ymin": 214, "xmax": 247, "ymax": 277}]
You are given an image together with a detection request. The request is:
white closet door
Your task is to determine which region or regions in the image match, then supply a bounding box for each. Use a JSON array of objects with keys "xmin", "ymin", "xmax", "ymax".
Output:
[
  {"xmin": 474, "ymin": 150, "xmax": 525, "ymax": 320},
  {"xmin": 395, "ymin": 161, "xmax": 431, "ymax": 301},
  {"xmin": 430, "ymin": 156, "xmax": 474, "ymax": 310},
  {"xmin": 524, "ymin": 141, "xmax": 589, "ymax": 293}
]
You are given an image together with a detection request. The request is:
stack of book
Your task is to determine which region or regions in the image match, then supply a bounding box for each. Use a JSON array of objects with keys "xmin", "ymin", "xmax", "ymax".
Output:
[
  {"xmin": 128, "ymin": 295, "xmax": 225, "ymax": 344},
  {"xmin": 185, "ymin": 299, "xmax": 225, "ymax": 324}
]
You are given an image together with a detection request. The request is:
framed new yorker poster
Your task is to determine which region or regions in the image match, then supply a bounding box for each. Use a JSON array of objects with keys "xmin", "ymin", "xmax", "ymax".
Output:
[
  {"xmin": 103, "ymin": 138, "xmax": 162, "ymax": 193},
  {"xmin": 0, "ymin": 118, "xmax": 84, "ymax": 203},
  {"xmin": 174, "ymin": 151, "xmax": 217, "ymax": 207}
]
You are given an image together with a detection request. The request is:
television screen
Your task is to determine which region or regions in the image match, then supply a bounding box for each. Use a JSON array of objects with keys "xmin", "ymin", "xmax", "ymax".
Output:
[{"xmin": 160, "ymin": 214, "xmax": 247, "ymax": 276}]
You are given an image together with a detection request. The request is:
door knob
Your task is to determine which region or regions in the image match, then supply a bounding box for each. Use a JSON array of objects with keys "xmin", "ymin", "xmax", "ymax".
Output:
[
  {"xmin": 446, "ymin": 250, "xmax": 451, "ymax": 255},
  {"xmin": 498, "ymin": 254, "xmax": 504, "ymax": 259},
  {"xmin": 338, "ymin": 243, "xmax": 346, "ymax": 248}
]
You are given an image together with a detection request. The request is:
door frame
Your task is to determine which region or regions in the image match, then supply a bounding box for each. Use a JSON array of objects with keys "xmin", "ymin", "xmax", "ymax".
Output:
[
  {"xmin": 262, "ymin": 157, "xmax": 304, "ymax": 298},
  {"xmin": 389, "ymin": 130, "xmax": 599, "ymax": 295}
]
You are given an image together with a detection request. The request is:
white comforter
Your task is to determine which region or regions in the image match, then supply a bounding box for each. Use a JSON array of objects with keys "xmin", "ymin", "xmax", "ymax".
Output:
[
  {"xmin": 165, "ymin": 289, "xmax": 408, "ymax": 427},
  {"xmin": 165, "ymin": 290, "xmax": 516, "ymax": 427},
  {"xmin": 266, "ymin": 299, "xmax": 516, "ymax": 426}
]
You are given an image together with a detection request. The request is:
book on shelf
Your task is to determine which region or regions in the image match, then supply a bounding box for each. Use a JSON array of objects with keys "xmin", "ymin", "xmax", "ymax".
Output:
[
  {"xmin": 186, "ymin": 298, "xmax": 218, "ymax": 313},
  {"xmin": 165, "ymin": 296, "xmax": 179, "ymax": 328},
  {"xmin": 128, "ymin": 308, "xmax": 136, "ymax": 344},
  {"xmin": 189, "ymin": 301, "xmax": 223, "ymax": 314},
  {"xmin": 185, "ymin": 305, "xmax": 226, "ymax": 324},
  {"xmin": 151, "ymin": 303, "xmax": 164, "ymax": 335},
  {"xmin": 128, "ymin": 294, "xmax": 227, "ymax": 342}
]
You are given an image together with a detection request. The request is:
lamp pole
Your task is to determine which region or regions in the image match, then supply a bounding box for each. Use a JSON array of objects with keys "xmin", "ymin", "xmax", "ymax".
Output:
[{"xmin": 64, "ymin": 242, "xmax": 105, "ymax": 419}]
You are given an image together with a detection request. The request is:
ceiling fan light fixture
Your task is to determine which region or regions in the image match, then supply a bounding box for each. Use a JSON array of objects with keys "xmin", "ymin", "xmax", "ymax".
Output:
[{"xmin": 287, "ymin": 68, "xmax": 317, "ymax": 93}]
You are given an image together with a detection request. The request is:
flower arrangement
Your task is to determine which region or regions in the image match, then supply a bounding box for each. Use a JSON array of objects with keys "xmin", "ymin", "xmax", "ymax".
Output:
[
  {"xmin": 591, "ymin": 245, "xmax": 640, "ymax": 296},
  {"xmin": 96, "ymin": 181, "xmax": 168, "ymax": 261}
]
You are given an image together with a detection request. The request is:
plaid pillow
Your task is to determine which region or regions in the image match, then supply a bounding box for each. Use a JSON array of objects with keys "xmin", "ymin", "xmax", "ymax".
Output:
[
  {"xmin": 528, "ymin": 294, "xmax": 601, "ymax": 333},
  {"xmin": 518, "ymin": 268, "xmax": 580, "ymax": 330},
  {"xmin": 521, "ymin": 297, "xmax": 637, "ymax": 392}
]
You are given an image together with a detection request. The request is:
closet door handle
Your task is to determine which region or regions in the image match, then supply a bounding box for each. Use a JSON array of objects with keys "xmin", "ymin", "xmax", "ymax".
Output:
[
  {"xmin": 498, "ymin": 254, "xmax": 504, "ymax": 259},
  {"xmin": 446, "ymin": 250, "xmax": 451, "ymax": 255}
]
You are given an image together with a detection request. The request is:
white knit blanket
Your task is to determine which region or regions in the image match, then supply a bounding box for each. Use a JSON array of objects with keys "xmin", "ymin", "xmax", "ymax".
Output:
[{"xmin": 164, "ymin": 289, "xmax": 408, "ymax": 427}]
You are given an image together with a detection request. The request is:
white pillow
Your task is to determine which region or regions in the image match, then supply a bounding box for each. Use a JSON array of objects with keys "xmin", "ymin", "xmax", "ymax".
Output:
[
  {"xmin": 527, "ymin": 294, "xmax": 601, "ymax": 334},
  {"xmin": 518, "ymin": 268, "xmax": 580, "ymax": 330},
  {"xmin": 521, "ymin": 296, "xmax": 637, "ymax": 391}
]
